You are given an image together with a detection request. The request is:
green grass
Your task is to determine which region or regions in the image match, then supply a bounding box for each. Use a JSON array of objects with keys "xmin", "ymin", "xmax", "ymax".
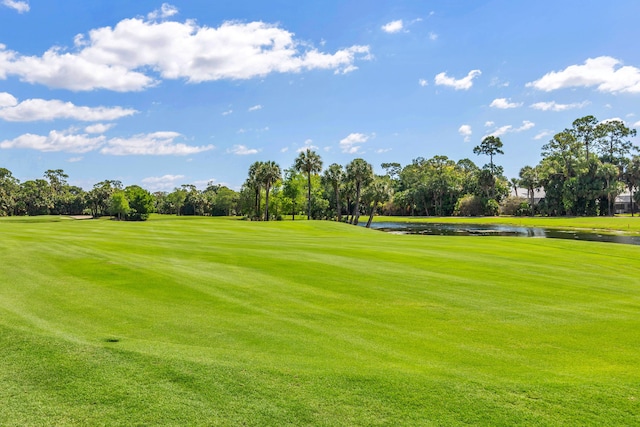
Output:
[
  {"xmin": 1, "ymin": 215, "xmax": 639, "ymax": 425},
  {"xmin": 376, "ymin": 215, "xmax": 640, "ymax": 234}
]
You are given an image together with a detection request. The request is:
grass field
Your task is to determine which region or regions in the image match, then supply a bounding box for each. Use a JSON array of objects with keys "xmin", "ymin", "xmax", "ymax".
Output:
[
  {"xmin": 375, "ymin": 215, "xmax": 640, "ymax": 234},
  {"xmin": 1, "ymin": 215, "xmax": 639, "ymax": 425}
]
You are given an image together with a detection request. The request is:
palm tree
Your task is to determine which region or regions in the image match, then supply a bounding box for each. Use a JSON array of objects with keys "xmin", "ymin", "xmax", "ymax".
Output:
[
  {"xmin": 294, "ymin": 149, "xmax": 323, "ymax": 220},
  {"xmin": 599, "ymin": 162, "xmax": 621, "ymax": 216},
  {"xmin": 322, "ymin": 163, "xmax": 345, "ymax": 221},
  {"xmin": 247, "ymin": 161, "xmax": 263, "ymax": 218},
  {"xmin": 346, "ymin": 158, "xmax": 373, "ymax": 225},
  {"xmin": 257, "ymin": 161, "xmax": 281, "ymax": 221},
  {"xmin": 623, "ymin": 155, "xmax": 640, "ymax": 216},
  {"xmin": 364, "ymin": 176, "xmax": 394, "ymax": 228},
  {"xmin": 510, "ymin": 177, "xmax": 519, "ymax": 197},
  {"xmin": 519, "ymin": 165, "xmax": 540, "ymax": 213}
]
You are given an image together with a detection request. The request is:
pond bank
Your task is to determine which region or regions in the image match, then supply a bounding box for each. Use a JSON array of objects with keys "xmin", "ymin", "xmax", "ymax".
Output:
[
  {"xmin": 372, "ymin": 215, "xmax": 640, "ymax": 235},
  {"xmin": 364, "ymin": 221, "xmax": 640, "ymax": 245}
]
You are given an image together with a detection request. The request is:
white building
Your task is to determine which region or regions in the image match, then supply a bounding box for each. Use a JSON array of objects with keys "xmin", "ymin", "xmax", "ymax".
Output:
[{"xmin": 510, "ymin": 188, "xmax": 638, "ymax": 214}]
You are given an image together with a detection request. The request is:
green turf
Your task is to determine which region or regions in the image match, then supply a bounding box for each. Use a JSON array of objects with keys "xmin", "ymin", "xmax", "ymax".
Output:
[
  {"xmin": 375, "ymin": 215, "xmax": 640, "ymax": 234},
  {"xmin": 1, "ymin": 215, "xmax": 639, "ymax": 425}
]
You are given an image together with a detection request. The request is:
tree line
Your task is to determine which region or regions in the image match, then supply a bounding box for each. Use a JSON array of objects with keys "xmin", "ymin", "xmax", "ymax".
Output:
[{"xmin": 0, "ymin": 115, "xmax": 638, "ymax": 221}]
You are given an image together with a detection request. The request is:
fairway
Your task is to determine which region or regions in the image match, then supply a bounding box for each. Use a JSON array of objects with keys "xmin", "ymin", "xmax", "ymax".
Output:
[{"xmin": 1, "ymin": 216, "xmax": 639, "ymax": 425}]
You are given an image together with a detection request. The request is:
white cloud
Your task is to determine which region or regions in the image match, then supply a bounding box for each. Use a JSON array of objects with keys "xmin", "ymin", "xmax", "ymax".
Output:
[
  {"xmin": 227, "ymin": 144, "xmax": 259, "ymax": 155},
  {"xmin": 527, "ymin": 56, "xmax": 640, "ymax": 94},
  {"xmin": 141, "ymin": 174, "xmax": 185, "ymax": 191},
  {"xmin": 0, "ymin": 92, "xmax": 17, "ymax": 107},
  {"xmin": 382, "ymin": 20, "xmax": 404, "ymax": 34},
  {"xmin": 192, "ymin": 178, "xmax": 223, "ymax": 190},
  {"xmin": 222, "ymin": 110, "xmax": 233, "ymax": 116},
  {"xmin": 147, "ymin": 3, "xmax": 178, "ymax": 21},
  {"xmin": 458, "ymin": 124, "xmax": 472, "ymax": 142},
  {"xmin": 85, "ymin": 123, "xmax": 115, "ymax": 134},
  {"xmin": 517, "ymin": 120, "xmax": 535, "ymax": 131},
  {"xmin": 434, "ymin": 69, "xmax": 481, "ymax": 90},
  {"xmin": 533, "ymin": 130, "xmax": 553, "ymax": 140},
  {"xmin": 0, "ymin": 129, "xmax": 105, "ymax": 153},
  {"xmin": 490, "ymin": 125, "xmax": 512, "ymax": 137},
  {"xmin": 339, "ymin": 132, "xmax": 369, "ymax": 153},
  {"xmin": 67, "ymin": 156, "xmax": 83, "ymax": 163},
  {"xmin": 375, "ymin": 148, "xmax": 392, "ymax": 153},
  {"xmin": 1, "ymin": 128, "xmax": 213, "ymax": 155},
  {"xmin": 418, "ymin": 78, "xmax": 428, "ymax": 87},
  {"xmin": 428, "ymin": 32, "xmax": 438, "ymax": 41},
  {"xmin": 0, "ymin": 44, "xmax": 154, "ymax": 92},
  {"xmin": 489, "ymin": 98, "xmax": 522, "ymax": 109},
  {"xmin": 0, "ymin": 95, "xmax": 137, "ymax": 122},
  {"xmin": 530, "ymin": 100, "xmax": 590, "ymax": 112},
  {"xmin": 0, "ymin": 16, "xmax": 371, "ymax": 91},
  {"xmin": 296, "ymin": 139, "xmax": 318, "ymax": 152},
  {"xmin": 489, "ymin": 77, "xmax": 509, "ymax": 88},
  {"xmin": 600, "ymin": 117, "xmax": 625, "ymax": 125},
  {"xmin": 248, "ymin": 104, "xmax": 262, "ymax": 112},
  {"xmin": 102, "ymin": 131, "xmax": 213, "ymax": 155},
  {"xmin": 280, "ymin": 147, "xmax": 289, "ymax": 153},
  {"xmin": 1, "ymin": 0, "xmax": 29, "ymax": 13},
  {"xmin": 484, "ymin": 121, "xmax": 494, "ymax": 127},
  {"xmin": 634, "ymin": 120, "xmax": 640, "ymax": 127},
  {"xmin": 485, "ymin": 120, "xmax": 535, "ymax": 138}
]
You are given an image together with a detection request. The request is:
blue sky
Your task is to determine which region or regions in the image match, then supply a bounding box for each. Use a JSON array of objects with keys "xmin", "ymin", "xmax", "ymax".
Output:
[{"xmin": 1, "ymin": 0, "xmax": 640, "ymax": 191}]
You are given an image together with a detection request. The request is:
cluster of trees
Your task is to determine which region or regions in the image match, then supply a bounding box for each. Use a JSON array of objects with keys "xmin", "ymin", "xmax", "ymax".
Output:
[
  {"xmin": 236, "ymin": 116, "xmax": 639, "ymax": 222},
  {"xmin": 153, "ymin": 184, "xmax": 239, "ymax": 217},
  {"xmin": 236, "ymin": 140, "xmax": 509, "ymax": 225},
  {"xmin": 1, "ymin": 115, "xmax": 638, "ymax": 221},
  {"xmin": 0, "ymin": 170, "xmax": 155, "ymax": 220},
  {"xmin": 517, "ymin": 116, "xmax": 640, "ymax": 216},
  {"xmin": 0, "ymin": 167, "xmax": 241, "ymax": 221}
]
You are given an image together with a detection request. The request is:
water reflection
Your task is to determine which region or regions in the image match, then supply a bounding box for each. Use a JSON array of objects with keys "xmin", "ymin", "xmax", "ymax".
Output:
[{"xmin": 366, "ymin": 222, "xmax": 640, "ymax": 246}]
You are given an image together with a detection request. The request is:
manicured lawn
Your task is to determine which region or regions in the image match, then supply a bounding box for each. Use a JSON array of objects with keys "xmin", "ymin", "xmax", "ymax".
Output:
[
  {"xmin": 1, "ymin": 215, "xmax": 639, "ymax": 425},
  {"xmin": 376, "ymin": 215, "xmax": 640, "ymax": 234}
]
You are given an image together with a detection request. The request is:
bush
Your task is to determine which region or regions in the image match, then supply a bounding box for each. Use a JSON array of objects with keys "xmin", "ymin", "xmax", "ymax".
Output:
[
  {"xmin": 454, "ymin": 194, "xmax": 484, "ymax": 216},
  {"xmin": 484, "ymin": 198, "xmax": 500, "ymax": 216},
  {"xmin": 500, "ymin": 196, "xmax": 529, "ymax": 216}
]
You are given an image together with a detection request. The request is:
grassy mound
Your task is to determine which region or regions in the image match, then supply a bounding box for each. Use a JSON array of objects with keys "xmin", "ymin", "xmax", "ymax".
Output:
[{"xmin": 1, "ymin": 216, "xmax": 639, "ymax": 425}]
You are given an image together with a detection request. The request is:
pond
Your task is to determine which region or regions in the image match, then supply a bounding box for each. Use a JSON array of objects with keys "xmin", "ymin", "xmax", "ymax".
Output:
[{"xmin": 365, "ymin": 222, "xmax": 640, "ymax": 246}]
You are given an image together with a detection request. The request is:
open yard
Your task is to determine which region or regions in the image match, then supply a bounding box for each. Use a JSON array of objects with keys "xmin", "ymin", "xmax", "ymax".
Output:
[{"xmin": 0, "ymin": 215, "xmax": 639, "ymax": 425}]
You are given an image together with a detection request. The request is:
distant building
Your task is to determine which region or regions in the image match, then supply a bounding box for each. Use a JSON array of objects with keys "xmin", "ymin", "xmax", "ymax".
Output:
[
  {"xmin": 615, "ymin": 192, "xmax": 639, "ymax": 214},
  {"xmin": 509, "ymin": 188, "xmax": 638, "ymax": 214},
  {"xmin": 509, "ymin": 187, "xmax": 545, "ymax": 205}
]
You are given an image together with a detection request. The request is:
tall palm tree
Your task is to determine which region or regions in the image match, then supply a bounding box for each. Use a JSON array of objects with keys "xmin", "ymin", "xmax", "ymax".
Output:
[
  {"xmin": 294, "ymin": 149, "xmax": 323, "ymax": 220},
  {"xmin": 258, "ymin": 161, "xmax": 281, "ymax": 221},
  {"xmin": 346, "ymin": 158, "xmax": 373, "ymax": 225},
  {"xmin": 519, "ymin": 165, "xmax": 539, "ymax": 213},
  {"xmin": 623, "ymin": 155, "xmax": 640, "ymax": 216},
  {"xmin": 364, "ymin": 176, "xmax": 393, "ymax": 228},
  {"xmin": 322, "ymin": 163, "xmax": 345, "ymax": 221},
  {"xmin": 247, "ymin": 161, "xmax": 263, "ymax": 218},
  {"xmin": 510, "ymin": 177, "xmax": 519, "ymax": 197}
]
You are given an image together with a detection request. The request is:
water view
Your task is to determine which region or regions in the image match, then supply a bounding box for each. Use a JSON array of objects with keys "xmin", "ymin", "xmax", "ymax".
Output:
[{"xmin": 366, "ymin": 222, "xmax": 640, "ymax": 246}]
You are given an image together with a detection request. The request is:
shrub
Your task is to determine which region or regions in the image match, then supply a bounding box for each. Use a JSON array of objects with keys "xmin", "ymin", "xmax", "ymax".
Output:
[
  {"xmin": 484, "ymin": 198, "xmax": 500, "ymax": 216},
  {"xmin": 500, "ymin": 196, "xmax": 529, "ymax": 216},
  {"xmin": 454, "ymin": 194, "xmax": 484, "ymax": 216}
]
